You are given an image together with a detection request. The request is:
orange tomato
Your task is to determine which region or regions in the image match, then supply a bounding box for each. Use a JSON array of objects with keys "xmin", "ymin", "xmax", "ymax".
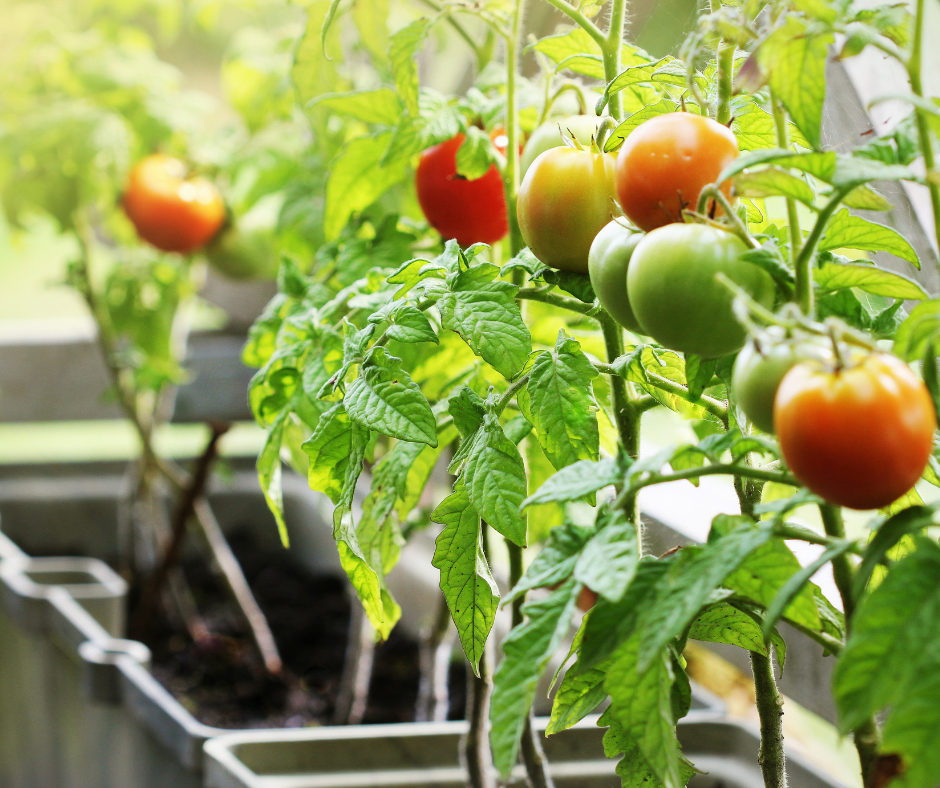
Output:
[
  {"xmin": 774, "ymin": 353, "xmax": 936, "ymax": 510},
  {"xmin": 123, "ymin": 154, "xmax": 226, "ymax": 254},
  {"xmin": 614, "ymin": 113, "xmax": 738, "ymax": 232}
]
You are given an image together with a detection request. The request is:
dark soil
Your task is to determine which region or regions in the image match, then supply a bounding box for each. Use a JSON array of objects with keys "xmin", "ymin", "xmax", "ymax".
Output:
[{"xmin": 141, "ymin": 527, "xmax": 466, "ymax": 729}]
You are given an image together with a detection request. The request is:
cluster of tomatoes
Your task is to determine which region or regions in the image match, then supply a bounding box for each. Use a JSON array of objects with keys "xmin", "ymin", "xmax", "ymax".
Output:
[{"xmin": 416, "ymin": 112, "xmax": 937, "ymax": 512}]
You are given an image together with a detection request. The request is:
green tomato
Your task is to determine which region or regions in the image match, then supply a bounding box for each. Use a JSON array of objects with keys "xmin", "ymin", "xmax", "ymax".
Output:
[
  {"xmin": 732, "ymin": 328, "xmax": 833, "ymax": 433},
  {"xmin": 521, "ymin": 115, "xmax": 603, "ymax": 174},
  {"xmin": 206, "ymin": 226, "xmax": 278, "ymax": 281},
  {"xmin": 627, "ymin": 224, "xmax": 775, "ymax": 358},
  {"xmin": 588, "ymin": 221, "xmax": 644, "ymax": 334}
]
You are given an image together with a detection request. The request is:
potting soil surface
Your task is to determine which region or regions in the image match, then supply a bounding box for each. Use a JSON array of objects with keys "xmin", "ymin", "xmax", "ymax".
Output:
[{"xmin": 143, "ymin": 528, "xmax": 467, "ymax": 729}]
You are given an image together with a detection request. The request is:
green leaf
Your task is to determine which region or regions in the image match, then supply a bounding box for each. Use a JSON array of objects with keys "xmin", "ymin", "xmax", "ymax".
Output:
[
  {"xmin": 731, "ymin": 100, "xmax": 809, "ymax": 152},
  {"xmin": 324, "ymin": 132, "xmax": 409, "ymax": 240},
  {"xmin": 833, "ymin": 538, "xmax": 940, "ymax": 732},
  {"xmin": 734, "ymin": 167, "xmax": 816, "ymax": 206},
  {"xmin": 574, "ymin": 507, "xmax": 639, "ymax": 602},
  {"xmin": 530, "ymin": 28, "xmax": 650, "ymax": 80},
  {"xmin": 842, "ymin": 184, "xmax": 892, "ymax": 212},
  {"xmin": 370, "ymin": 301, "xmax": 439, "ymax": 344},
  {"xmin": 689, "ymin": 602, "xmax": 770, "ymax": 655},
  {"xmin": 345, "ymin": 347, "xmax": 438, "ymax": 445},
  {"xmin": 258, "ymin": 410, "xmax": 289, "ymax": 546},
  {"xmin": 302, "ymin": 402, "xmax": 370, "ymax": 505},
  {"xmin": 463, "ymin": 411, "xmax": 528, "ymax": 546},
  {"xmin": 739, "ymin": 244, "xmax": 795, "ymax": 291},
  {"xmin": 636, "ymin": 521, "xmax": 773, "ymax": 669},
  {"xmin": 504, "ymin": 523, "xmax": 594, "ymax": 604},
  {"xmin": 683, "ymin": 355, "xmax": 718, "ymax": 402},
  {"xmin": 522, "ymin": 457, "xmax": 621, "ymax": 508},
  {"xmin": 353, "ymin": 0, "xmax": 389, "ymax": 63},
  {"xmin": 547, "ymin": 663, "xmax": 608, "ymax": 736},
  {"xmin": 437, "ymin": 263, "xmax": 531, "ymax": 379},
  {"xmin": 490, "ymin": 579, "xmax": 582, "ymax": 776},
  {"xmin": 456, "ymin": 127, "xmax": 497, "ymax": 180},
  {"xmin": 389, "ymin": 18, "xmax": 430, "ymax": 116},
  {"xmin": 309, "ymin": 89, "xmax": 403, "ymax": 124},
  {"xmin": 599, "ymin": 707, "xmax": 696, "ymax": 788},
  {"xmin": 333, "ymin": 506, "xmax": 386, "ymax": 633},
  {"xmin": 527, "ymin": 331, "xmax": 600, "ymax": 471},
  {"xmin": 709, "ymin": 515, "xmax": 820, "ymax": 630},
  {"xmin": 431, "ymin": 482, "xmax": 499, "ymax": 674},
  {"xmin": 605, "ymin": 100, "xmax": 675, "ymax": 152},
  {"xmin": 604, "ymin": 635, "xmax": 695, "ymax": 788},
  {"xmin": 756, "ymin": 17, "xmax": 832, "ymax": 149},
  {"xmin": 894, "ymin": 300, "xmax": 940, "ymax": 361},
  {"xmin": 815, "ymin": 261, "xmax": 927, "ymax": 300},
  {"xmin": 853, "ymin": 506, "xmax": 938, "ymax": 598},
  {"xmin": 880, "ymin": 670, "xmax": 940, "ymax": 788},
  {"xmin": 579, "ymin": 559, "xmax": 670, "ymax": 671},
  {"xmin": 818, "ymin": 209, "xmax": 919, "ymax": 266}
]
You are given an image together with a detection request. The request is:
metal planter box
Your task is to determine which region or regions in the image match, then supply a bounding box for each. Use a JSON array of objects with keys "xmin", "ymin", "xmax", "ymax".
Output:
[{"xmin": 202, "ymin": 714, "xmax": 850, "ymax": 788}]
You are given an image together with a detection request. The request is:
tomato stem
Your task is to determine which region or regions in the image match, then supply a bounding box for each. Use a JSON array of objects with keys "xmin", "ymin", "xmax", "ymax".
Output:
[
  {"xmin": 770, "ymin": 89, "xmax": 804, "ymax": 282},
  {"xmin": 909, "ymin": 0, "xmax": 940, "ymax": 266},
  {"xmin": 819, "ymin": 504, "xmax": 882, "ymax": 787},
  {"xmin": 716, "ymin": 42, "xmax": 735, "ymax": 126},
  {"xmin": 792, "ymin": 187, "xmax": 851, "ymax": 314}
]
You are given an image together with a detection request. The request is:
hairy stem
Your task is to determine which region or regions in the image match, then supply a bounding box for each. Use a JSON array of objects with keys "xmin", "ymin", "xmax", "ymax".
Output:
[
  {"xmin": 792, "ymin": 189, "xmax": 851, "ymax": 296},
  {"xmin": 819, "ymin": 504, "xmax": 880, "ymax": 787},
  {"xmin": 603, "ymin": 0, "xmax": 628, "ymax": 120},
  {"xmin": 504, "ymin": 0, "xmax": 524, "ymax": 256},
  {"xmin": 716, "ymin": 42, "xmax": 735, "ymax": 126},
  {"xmin": 909, "ymin": 0, "xmax": 940, "ymax": 264},
  {"xmin": 751, "ymin": 650, "xmax": 788, "ymax": 788},
  {"xmin": 517, "ymin": 288, "xmax": 599, "ymax": 316},
  {"xmin": 416, "ymin": 595, "xmax": 455, "ymax": 722},
  {"xmin": 334, "ymin": 598, "xmax": 375, "ymax": 725},
  {"xmin": 535, "ymin": 0, "xmax": 605, "ymax": 50}
]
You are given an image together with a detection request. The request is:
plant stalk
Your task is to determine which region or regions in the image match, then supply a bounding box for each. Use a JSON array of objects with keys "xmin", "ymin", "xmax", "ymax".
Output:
[
  {"xmin": 751, "ymin": 650, "xmax": 788, "ymax": 788},
  {"xmin": 792, "ymin": 189, "xmax": 850, "ymax": 302},
  {"xmin": 603, "ymin": 0, "xmax": 627, "ymax": 121},
  {"xmin": 909, "ymin": 0, "xmax": 940, "ymax": 264},
  {"xmin": 465, "ymin": 523, "xmax": 495, "ymax": 788},
  {"xmin": 771, "ymin": 90, "xmax": 805, "ymax": 309},
  {"xmin": 716, "ymin": 42, "xmax": 735, "ymax": 126},
  {"xmin": 819, "ymin": 504, "xmax": 881, "ymax": 787}
]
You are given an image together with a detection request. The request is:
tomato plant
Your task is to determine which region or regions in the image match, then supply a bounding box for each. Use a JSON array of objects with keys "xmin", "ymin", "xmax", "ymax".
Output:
[
  {"xmin": 415, "ymin": 134, "xmax": 509, "ymax": 246},
  {"xmin": 775, "ymin": 353, "xmax": 936, "ymax": 510},
  {"xmin": 517, "ymin": 146, "xmax": 616, "ymax": 272},
  {"xmin": 123, "ymin": 154, "xmax": 226, "ymax": 254},
  {"xmin": 588, "ymin": 220, "xmax": 644, "ymax": 333},
  {"xmin": 627, "ymin": 223, "xmax": 775, "ymax": 357},
  {"xmin": 11, "ymin": 0, "xmax": 940, "ymax": 785},
  {"xmin": 615, "ymin": 113, "xmax": 739, "ymax": 231}
]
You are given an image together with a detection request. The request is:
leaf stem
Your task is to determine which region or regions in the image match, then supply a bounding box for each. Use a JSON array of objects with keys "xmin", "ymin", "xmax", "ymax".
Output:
[
  {"xmin": 791, "ymin": 188, "xmax": 851, "ymax": 313},
  {"xmin": 629, "ymin": 464, "xmax": 798, "ymax": 493},
  {"xmin": 750, "ymin": 650, "xmax": 787, "ymax": 788},
  {"xmin": 496, "ymin": 373, "xmax": 531, "ymax": 416},
  {"xmin": 594, "ymin": 360, "xmax": 729, "ymax": 421},
  {"xmin": 696, "ymin": 185, "xmax": 760, "ymax": 248},
  {"xmin": 716, "ymin": 42, "xmax": 735, "ymax": 126},
  {"xmin": 517, "ymin": 287, "xmax": 598, "ymax": 316},
  {"xmin": 535, "ymin": 0, "xmax": 606, "ymax": 51},
  {"xmin": 819, "ymin": 503, "xmax": 881, "ymax": 787},
  {"xmin": 909, "ymin": 0, "xmax": 940, "ymax": 264}
]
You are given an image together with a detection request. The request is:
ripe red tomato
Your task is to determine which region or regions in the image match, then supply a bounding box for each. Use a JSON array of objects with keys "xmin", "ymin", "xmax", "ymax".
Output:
[
  {"xmin": 517, "ymin": 146, "xmax": 617, "ymax": 273},
  {"xmin": 415, "ymin": 134, "xmax": 508, "ymax": 247},
  {"xmin": 615, "ymin": 113, "xmax": 739, "ymax": 232},
  {"xmin": 123, "ymin": 154, "xmax": 226, "ymax": 254},
  {"xmin": 775, "ymin": 353, "xmax": 936, "ymax": 510}
]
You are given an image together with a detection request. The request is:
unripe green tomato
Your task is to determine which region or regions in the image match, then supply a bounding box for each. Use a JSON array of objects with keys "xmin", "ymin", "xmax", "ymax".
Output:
[
  {"xmin": 205, "ymin": 225, "xmax": 278, "ymax": 281},
  {"xmin": 627, "ymin": 224, "xmax": 775, "ymax": 358},
  {"xmin": 588, "ymin": 221, "xmax": 644, "ymax": 334},
  {"xmin": 732, "ymin": 328, "xmax": 833, "ymax": 433},
  {"xmin": 521, "ymin": 115, "xmax": 604, "ymax": 174}
]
